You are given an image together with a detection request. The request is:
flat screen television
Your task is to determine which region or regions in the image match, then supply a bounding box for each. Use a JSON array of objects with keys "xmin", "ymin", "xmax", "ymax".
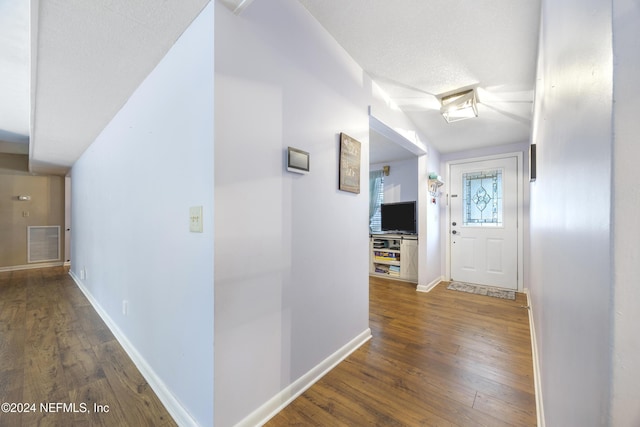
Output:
[{"xmin": 381, "ymin": 201, "xmax": 417, "ymax": 234}]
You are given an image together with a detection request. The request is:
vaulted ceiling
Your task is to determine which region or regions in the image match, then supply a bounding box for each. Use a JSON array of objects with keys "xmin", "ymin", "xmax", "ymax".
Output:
[{"xmin": 0, "ymin": 0, "xmax": 540, "ymax": 174}]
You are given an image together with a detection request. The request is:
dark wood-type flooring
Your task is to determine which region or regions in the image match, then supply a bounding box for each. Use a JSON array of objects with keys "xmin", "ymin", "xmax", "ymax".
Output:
[
  {"xmin": 0, "ymin": 267, "xmax": 176, "ymax": 427},
  {"xmin": 267, "ymin": 276, "xmax": 537, "ymax": 426},
  {"xmin": 1, "ymin": 268, "xmax": 536, "ymax": 426}
]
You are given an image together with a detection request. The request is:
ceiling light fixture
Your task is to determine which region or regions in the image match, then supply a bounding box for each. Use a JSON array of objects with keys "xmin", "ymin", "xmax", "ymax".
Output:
[{"xmin": 440, "ymin": 89, "xmax": 478, "ymax": 123}]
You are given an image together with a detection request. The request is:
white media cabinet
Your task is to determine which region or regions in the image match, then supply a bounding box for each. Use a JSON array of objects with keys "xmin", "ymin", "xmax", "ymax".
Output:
[{"xmin": 369, "ymin": 234, "xmax": 418, "ymax": 283}]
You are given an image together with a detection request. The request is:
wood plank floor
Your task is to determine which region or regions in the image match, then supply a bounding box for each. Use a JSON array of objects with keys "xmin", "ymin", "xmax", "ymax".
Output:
[
  {"xmin": 267, "ymin": 276, "xmax": 536, "ymax": 426},
  {"xmin": 0, "ymin": 267, "xmax": 176, "ymax": 427}
]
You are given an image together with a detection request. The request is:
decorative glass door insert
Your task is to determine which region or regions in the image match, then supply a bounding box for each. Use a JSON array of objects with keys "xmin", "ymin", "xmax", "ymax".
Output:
[
  {"xmin": 462, "ymin": 169, "xmax": 503, "ymax": 227},
  {"xmin": 450, "ymin": 157, "xmax": 518, "ymax": 289}
]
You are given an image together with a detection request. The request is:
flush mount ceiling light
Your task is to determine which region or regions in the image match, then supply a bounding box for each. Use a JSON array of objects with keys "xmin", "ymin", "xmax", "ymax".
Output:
[{"xmin": 440, "ymin": 89, "xmax": 478, "ymax": 123}]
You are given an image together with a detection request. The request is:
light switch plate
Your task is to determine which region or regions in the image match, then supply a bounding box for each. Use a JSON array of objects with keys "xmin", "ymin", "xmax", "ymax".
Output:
[{"xmin": 189, "ymin": 206, "xmax": 203, "ymax": 233}]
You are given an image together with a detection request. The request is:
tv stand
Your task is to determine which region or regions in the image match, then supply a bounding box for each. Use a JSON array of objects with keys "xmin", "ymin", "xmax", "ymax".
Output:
[{"xmin": 369, "ymin": 234, "xmax": 418, "ymax": 283}]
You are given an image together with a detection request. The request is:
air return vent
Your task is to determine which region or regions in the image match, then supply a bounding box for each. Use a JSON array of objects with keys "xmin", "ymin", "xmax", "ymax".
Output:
[{"xmin": 28, "ymin": 226, "xmax": 60, "ymax": 263}]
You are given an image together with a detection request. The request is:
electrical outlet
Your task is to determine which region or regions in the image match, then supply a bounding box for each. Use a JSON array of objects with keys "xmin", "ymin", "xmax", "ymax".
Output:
[
  {"xmin": 122, "ymin": 300, "xmax": 129, "ymax": 316},
  {"xmin": 80, "ymin": 268, "xmax": 86, "ymax": 280},
  {"xmin": 189, "ymin": 206, "xmax": 203, "ymax": 233}
]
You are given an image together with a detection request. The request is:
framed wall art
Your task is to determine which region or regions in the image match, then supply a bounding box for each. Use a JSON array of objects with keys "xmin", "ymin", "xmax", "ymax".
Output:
[{"xmin": 339, "ymin": 133, "xmax": 361, "ymax": 194}]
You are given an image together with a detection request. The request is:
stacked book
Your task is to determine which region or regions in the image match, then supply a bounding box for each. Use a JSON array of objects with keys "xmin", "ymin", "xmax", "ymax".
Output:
[
  {"xmin": 374, "ymin": 251, "xmax": 399, "ymax": 262},
  {"xmin": 374, "ymin": 265, "xmax": 390, "ymax": 274},
  {"xmin": 388, "ymin": 265, "xmax": 401, "ymax": 277}
]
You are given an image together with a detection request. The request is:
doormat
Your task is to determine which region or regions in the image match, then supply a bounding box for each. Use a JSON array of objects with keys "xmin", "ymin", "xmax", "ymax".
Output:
[{"xmin": 447, "ymin": 281, "xmax": 516, "ymax": 300}]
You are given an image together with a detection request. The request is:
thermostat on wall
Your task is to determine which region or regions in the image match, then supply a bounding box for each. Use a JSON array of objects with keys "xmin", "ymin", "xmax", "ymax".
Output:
[{"xmin": 287, "ymin": 147, "xmax": 310, "ymax": 174}]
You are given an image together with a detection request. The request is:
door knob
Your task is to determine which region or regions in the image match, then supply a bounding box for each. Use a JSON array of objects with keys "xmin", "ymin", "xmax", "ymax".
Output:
[
  {"xmin": 452, "ymin": 222, "xmax": 457, "ymax": 226},
  {"xmin": 452, "ymin": 230, "xmax": 458, "ymax": 235}
]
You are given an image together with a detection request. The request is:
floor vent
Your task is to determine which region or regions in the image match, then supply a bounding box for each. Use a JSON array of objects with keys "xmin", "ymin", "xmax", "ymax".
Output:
[{"xmin": 28, "ymin": 226, "xmax": 60, "ymax": 263}]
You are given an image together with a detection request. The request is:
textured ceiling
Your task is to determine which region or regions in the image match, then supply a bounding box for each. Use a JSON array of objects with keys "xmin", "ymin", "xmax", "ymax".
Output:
[
  {"xmin": 298, "ymin": 0, "xmax": 541, "ymax": 154},
  {"xmin": 28, "ymin": 0, "xmax": 209, "ymax": 174},
  {"xmin": 1, "ymin": 0, "xmax": 539, "ymax": 173}
]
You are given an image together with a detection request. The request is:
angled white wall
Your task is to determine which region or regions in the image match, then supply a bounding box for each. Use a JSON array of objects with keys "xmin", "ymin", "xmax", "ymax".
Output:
[
  {"xmin": 70, "ymin": 4, "xmax": 214, "ymax": 426},
  {"xmin": 529, "ymin": 0, "xmax": 613, "ymax": 425},
  {"xmin": 214, "ymin": 1, "xmax": 371, "ymax": 425},
  {"xmin": 610, "ymin": 0, "xmax": 640, "ymax": 424}
]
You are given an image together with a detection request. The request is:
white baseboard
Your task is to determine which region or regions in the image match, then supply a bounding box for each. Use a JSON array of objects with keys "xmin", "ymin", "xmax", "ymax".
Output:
[
  {"xmin": 0, "ymin": 261, "xmax": 64, "ymax": 272},
  {"xmin": 236, "ymin": 328, "xmax": 373, "ymax": 427},
  {"xmin": 69, "ymin": 271, "xmax": 198, "ymax": 427},
  {"xmin": 416, "ymin": 275, "xmax": 443, "ymax": 293},
  {"xmin": 524, "ymin": 288, "xmax": 545, "ymax": 427}
]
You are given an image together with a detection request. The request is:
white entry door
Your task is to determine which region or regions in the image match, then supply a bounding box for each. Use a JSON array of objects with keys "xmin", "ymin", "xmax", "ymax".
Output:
[{"xmin": 450, "ymin": 156, "xmax": 519, "ymax": 290}]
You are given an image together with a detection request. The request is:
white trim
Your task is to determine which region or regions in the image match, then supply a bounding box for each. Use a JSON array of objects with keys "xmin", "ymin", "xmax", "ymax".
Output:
[
  {"xmin": 69, "ymin": 271, "xmax": 198, "ymax": 427},
  {"xmin": 369, "ymin": 273, "xmax": 417, "ymax": 285},
  {"xmin": 445, "ymin": 152, "xmax": 524, "ymax": 292},
  {"xmin": 416, "ymin": 275, "xmax": 443, "ymax": 293},
  {"xmin": 525, "ymin": 288, "xmax": 545, "ymax": 427},
  {"xmin": 369, "ymin": 112, "xmax": 428, "ymax": 156},
  {"xmin": 0, "ymin": 261, "xmax": 64, "ymax": 272},
  {"xmin": 236, "ymin": 328, "xmax": 373, "ymax": 427}
]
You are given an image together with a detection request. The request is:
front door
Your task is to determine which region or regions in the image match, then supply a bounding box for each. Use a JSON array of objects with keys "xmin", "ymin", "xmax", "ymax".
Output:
[{"xmin": 449, "ymin": 156, "xmax": 519, "ymax": 290}]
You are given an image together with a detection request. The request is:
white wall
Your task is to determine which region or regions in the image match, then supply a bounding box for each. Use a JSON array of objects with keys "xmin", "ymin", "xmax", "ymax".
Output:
[
  {"xmin": 439, "ymin": 141, "xmax": 529, "ymax": 171},
  {"xmin": 529, "ymin": 0, "xmax": 613, "ymax": 425},
  {"xmin": 214, "ymin": 1, "xmax": 371, "ymax": 425},
  {"xmin": 70, "ymin": 4, "xmax": 214, "ymax": 426},
  {"xmin": 371, "ymin": 158, "xmax": 418, "ymax": 204},
  {"xmin": 610, "ymin": 0, "xmax": 640, "ymax": 424},
  {"xmin": 424, "ymin": 148, "xmax": 442, "ymax": 285}
]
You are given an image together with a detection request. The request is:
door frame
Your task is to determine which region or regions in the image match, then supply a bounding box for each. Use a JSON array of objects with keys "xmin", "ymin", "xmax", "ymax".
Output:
[{"xmin": 445, "ymin": 152, "xmax": 524, "ymax": 292}]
